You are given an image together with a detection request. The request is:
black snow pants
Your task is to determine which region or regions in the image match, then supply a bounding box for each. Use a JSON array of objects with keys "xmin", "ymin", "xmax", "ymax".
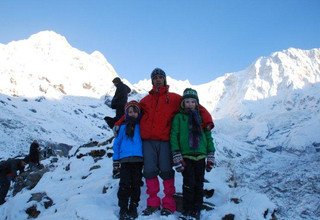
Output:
[
  {"xmin": 117, "ymin": 162, "xmax": 143, "ymax": 210},
  {"xmin": 182, "ymin": 158, "xmax": 205, "ymax": 212},
  {"xmin": 0, "ymin": 177, "xmax": 10, "ymax": 205}
]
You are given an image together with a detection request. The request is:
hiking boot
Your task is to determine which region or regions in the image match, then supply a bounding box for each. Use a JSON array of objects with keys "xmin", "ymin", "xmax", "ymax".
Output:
[
  {"xmin": 119, "ymin": 208, "xmax": 128, "ymax": 220},
  {"xmin": 127, "ymin": 205, "xmax": 138, "ymax": 219},
  {"xmin": 179, "ymin": 210, "xmax": 191, "ymax": 220},
  {"xmin": 160, "ymin": 208, "xmax": 173, "ymax": 216},
  {"xmin": 142, "ymin": 206, "xmax": 160, "ymax": 216},
  {"xmin": 190, "ymin": 210, "xmax": 201, "ymax": 220}
]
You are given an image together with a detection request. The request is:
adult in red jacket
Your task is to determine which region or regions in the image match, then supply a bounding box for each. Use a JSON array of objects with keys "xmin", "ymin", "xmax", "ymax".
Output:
[{"xmin": 137, "ymin": 68, "xmax": 214, "ymax": 216}]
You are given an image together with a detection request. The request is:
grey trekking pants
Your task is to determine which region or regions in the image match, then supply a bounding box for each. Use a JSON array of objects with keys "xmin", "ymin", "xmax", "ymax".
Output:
[{"xmin": 142, "ymin": 140, "xmax": 174, "ymax": 180}]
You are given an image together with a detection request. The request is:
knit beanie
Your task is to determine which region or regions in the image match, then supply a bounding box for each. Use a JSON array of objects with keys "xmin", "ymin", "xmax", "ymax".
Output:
[
  {"xmin": 150, "ymin": 68, "xmax": 167, "ymax": 85},
  {"xmin": 124, "ymin": 100, "xmax": 141, "ymax": 138},
  {"xmin": 125, "ymin": 100, "xmax": 141, "ymax": 115},
  {"xmin": 182, "ymin": 88, "xmax": 199, "ymax": 103}
]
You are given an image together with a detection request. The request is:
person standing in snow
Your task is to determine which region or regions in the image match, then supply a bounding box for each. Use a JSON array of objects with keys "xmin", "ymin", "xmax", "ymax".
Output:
[
  {"xmin": 114, "ymin": 68, "xmax": 214, "ymax": 216},
  {"xmin": 170, "ymin": 88, "xmax": 215, "ymax": 220},
  {"xmin": 0, "ymin": 158, "xmax": 26, "ymax": 205},
  {"xmin": 105, "ymin": 77, "xmax": 131, "ymax": 129},
  {"xmin": 23, "ymin": 141, "xmax": 42, "ymax": 170},
  {"xmin": 112, "ymin": 100, "xmax": 143, "ymax": 220}
]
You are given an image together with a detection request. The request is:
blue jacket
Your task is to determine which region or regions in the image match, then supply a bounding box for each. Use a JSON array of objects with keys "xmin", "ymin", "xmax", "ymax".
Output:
[{"xmin": 112, "ymin": 124, "xmax": 143, "ymax": 161}]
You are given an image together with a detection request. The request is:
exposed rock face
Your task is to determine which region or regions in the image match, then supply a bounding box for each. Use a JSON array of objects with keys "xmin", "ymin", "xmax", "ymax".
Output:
[
  {"xmin": 13, "ymin": 166, "xmax": 50, "ymax": 196},
  {"xmin": 25, "ymin": 192, "xmax": 54, "ymax": 218}
]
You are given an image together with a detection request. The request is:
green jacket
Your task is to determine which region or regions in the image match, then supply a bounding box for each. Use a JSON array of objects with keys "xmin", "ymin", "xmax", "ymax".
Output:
[{"xmin": 170, "ymin": 112, "xmax": 215, "ymax": 160}]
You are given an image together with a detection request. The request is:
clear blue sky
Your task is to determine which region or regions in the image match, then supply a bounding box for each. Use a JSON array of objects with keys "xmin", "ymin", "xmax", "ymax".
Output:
[{"xmin": 1, "ymin": 0, "xmax": 319, "ymax": 84}]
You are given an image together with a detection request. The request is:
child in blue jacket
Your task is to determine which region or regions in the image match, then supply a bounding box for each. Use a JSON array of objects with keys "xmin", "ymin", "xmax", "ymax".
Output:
[{"xmin": 113, "ymin": 100, "xmax": 143, "ymax": 220}]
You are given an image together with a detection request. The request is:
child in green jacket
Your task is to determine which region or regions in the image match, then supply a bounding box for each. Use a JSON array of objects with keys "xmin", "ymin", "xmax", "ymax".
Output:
[{"xmin": 170, "ymin": 88, "xmax": 215, "ymax": 220}]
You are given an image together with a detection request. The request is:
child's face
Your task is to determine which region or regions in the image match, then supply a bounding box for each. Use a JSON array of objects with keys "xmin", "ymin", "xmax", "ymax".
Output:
[
  {"xmin": 127, "ymin": 106, "xmax": 139, "ymax": 118},
  {"xmin": 184, "ymin": 98, "xmax": 197, "ymax": 110}
]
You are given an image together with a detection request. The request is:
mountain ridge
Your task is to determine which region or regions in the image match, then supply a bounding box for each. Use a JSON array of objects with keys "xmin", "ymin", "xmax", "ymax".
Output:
[{"xmin": 0, "ymin": 31, "xmax": 319, "ymax": 219}]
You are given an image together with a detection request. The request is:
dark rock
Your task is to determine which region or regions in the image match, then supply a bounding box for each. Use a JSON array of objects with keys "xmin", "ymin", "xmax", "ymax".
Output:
[
  {"xmin": 43, "ymin": 197, "xmax": 54, "ymax": 209},
  {"xmin": 89, "ymin": 165, "xmax": 101, "ymax": 171},
  {"xmin": 73, "ymin": 141, "xmax": 99, "ymax": 156},
  {"xmin": 50, "ymin": 157, "xmax": 58, "ymax": 163},
  {"xmin": 82, "ymin": 173, "xmax": 91, "ymax": 179},
  {"xmin": 313, "ymin": 142, "xmax": 320, "ymax": 152},
  {"xmin": 0, "ymin": 100, "xmax": 7, "ymax": 105},
  {"xmin": 267, "ymin": 146, "xmax": 282, "ymax": 153},
  {"xmin": 76, "ymin": 153, "xmax": 85, "ymax": 159},
  {"xmin": 230, "ymin": 197, "xmax": 241, "ymax": 204},
  {"xmin": 28, "ymin": 192, "xmax": 47, "ymax": 202},
  {"xmin": 27, "ymin": 192, "xmax": 54, "ymax": 209},
  {"xmin": 102, "ymin": 186, "xmax": 108, "ymax": 194},
  {"xmin": 204, "ymin": 189, "xmax": 214, "ymax": 198},
  {"xmin": 44, "ymin": 143, "xmax": 73, "ymax": 158},
  {"xmin": 222, "ymin": 213, "xmax": 235, "ymax": 220},
  {"xmin": 89, "ymin": 149, "xmax": 106, "ymax": 158},
  {"xmin": 65, "ymin": 163, "xmax": 71, "ymax": 171},
  {"xmin": 35, "ymin": 96, "xmax": 46, "ymax": 102},
  {"xmin": 13, "ymin": 167, "xmax": 50, "ymax": 195},
  {"xmin": 25, "ymin": 205, "xmax": 40, "ymax": 218}
]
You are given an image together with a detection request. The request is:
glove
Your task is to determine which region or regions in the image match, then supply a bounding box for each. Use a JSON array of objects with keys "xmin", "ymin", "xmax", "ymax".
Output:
[
  {"xmin": 206, "ymin": 152, "xmax": 215, "ymax": 172},
  {"xmin": 172, "ymin": 152, "xmax": 185, "ymax": 172},
  {"xmin": 206, "ymin": 122, "xmax": 214, "ymax": 131},
  {"xmin": 112, "ymin": 125, "xmax": 119, "ymax": 137},
  {"xmin": 112, "ymin": 160, "xmax": 121, "ymax": 179}
]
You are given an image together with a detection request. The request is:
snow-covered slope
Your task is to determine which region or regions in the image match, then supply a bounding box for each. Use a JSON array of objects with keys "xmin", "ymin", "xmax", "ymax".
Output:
[{"xmin": 0, "ymin": 31, "xmax": 319, "ymax": 219}]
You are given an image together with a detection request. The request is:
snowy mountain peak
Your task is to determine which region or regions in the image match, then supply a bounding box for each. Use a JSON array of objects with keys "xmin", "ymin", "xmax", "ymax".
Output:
[
  {"xmin": 0, "ymin": 31, "xmax": 119, "ymax": 99},
  {"xmin": 27, "ymin": 30, "xmax": 72, "ymax": 49},
  {"xmin": 240, "ymin": 47, "xmax": 320, "ymax": 101}
]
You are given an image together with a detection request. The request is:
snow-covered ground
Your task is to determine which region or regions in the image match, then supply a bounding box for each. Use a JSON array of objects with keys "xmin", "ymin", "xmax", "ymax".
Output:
[{"xmin": 0, "ymin": 31, "xmax": 319, "ymax": 219}]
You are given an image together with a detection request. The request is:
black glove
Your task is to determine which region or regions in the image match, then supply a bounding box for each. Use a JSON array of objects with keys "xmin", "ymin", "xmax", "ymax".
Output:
[
  {"xmin": 206, "ymin": 152, "xmax": 215, "ymax": 172},
  {"xmin": 172, "ymin": 152, "xmax": 185, "ymax": 172},
  {"xmin": 112, "ymin": 161, "xmax": 120, "ymax": 179}
]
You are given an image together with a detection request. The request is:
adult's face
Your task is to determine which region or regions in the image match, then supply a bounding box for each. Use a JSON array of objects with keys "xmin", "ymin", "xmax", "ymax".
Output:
[{"xmin": 152, "ymin": 75, "xmax": 165, "ymax": 87}]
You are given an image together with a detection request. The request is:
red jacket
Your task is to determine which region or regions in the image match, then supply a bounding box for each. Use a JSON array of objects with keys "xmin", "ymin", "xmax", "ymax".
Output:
[{"xmin": 139, "ymin": 85, "xmax": 213, "ymax": 141}]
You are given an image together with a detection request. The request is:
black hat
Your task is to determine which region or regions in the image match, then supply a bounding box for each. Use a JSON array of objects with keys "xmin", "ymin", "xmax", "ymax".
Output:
[
  {"xmin": 31, "ymin": 141, "xmax": 39, "ymax": 149},
  {"xmin": 112, "ymin": 77, "xmax": 121, "ymax": 84}
]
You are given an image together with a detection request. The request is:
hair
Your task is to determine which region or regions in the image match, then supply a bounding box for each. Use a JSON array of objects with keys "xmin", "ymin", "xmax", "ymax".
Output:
[
  {"xmin": 126, "ymin": 105, "xmax": 140, "ymax": 114},
  {"xmin": 112, "ymin": 77, "xmax": 121, "ymax": 84}
]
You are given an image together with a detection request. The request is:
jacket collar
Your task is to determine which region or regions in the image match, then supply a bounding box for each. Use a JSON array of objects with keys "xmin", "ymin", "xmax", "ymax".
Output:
[{"xmin": 149, "ymin": 85, "xmax": 169, "ymax": 95}]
